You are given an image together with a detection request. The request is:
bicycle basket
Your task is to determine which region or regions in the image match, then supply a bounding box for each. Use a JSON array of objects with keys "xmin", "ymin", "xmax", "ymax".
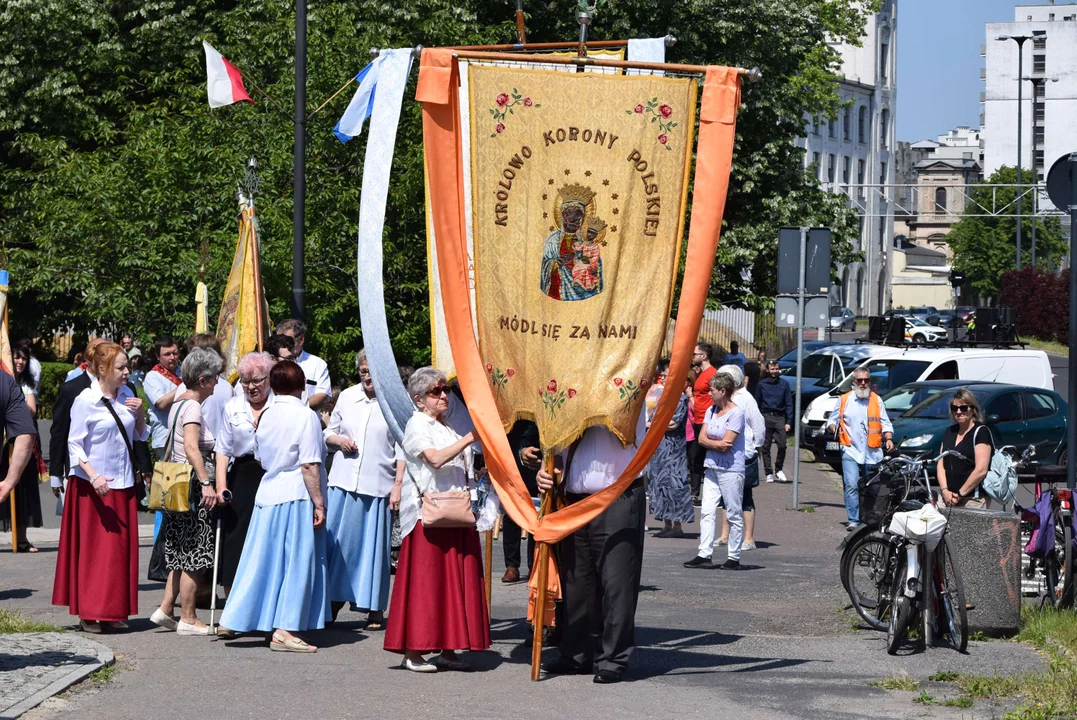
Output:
[{"xmin": 857, "ymin": 465, "xmax": 905, "ymax": 525}]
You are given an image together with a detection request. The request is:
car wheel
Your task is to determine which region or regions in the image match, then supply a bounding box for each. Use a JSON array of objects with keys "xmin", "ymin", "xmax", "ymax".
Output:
[
  {"xmin": 914, "ymin": 333, "xmax": 925, "ymax": 343},
  {"xmin": 846, "ymin": 320, "xmax": 855, "ymax": 332}
]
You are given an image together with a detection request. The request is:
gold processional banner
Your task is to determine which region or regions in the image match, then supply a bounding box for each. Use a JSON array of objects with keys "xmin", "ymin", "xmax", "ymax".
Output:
[
  {"xmin": 468, "ymin": 65, "xmax": 697, "ymax": 450},
  {"xmin": 216, "ymin": 203, "xmax": 268, "ymax": 382}
]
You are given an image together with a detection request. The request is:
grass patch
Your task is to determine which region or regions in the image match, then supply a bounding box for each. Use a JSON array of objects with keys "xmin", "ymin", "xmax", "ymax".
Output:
[
  {"xmin": 957, "ymin": 673, "xmax": 1022, "ymax": 698},
  {"xmin": 797, "ymin": 505, "xmax": 816, "ymax": 513},
  {"xmin": 1025, "ymin": 338, "xmax": 1069, "ymax": 358},
  {"xmin": 940, "ymin": 697, "xmax": 973, "ymax": 708},
  {"xmin": 87, "ymin": 663, "xmax": 118, "ymax": 684},
  {"xmin": 0, "ymin": 610, "xmax": 64, "ymax": 634},
  {"xmin": 870, "ymin": 675, "xmax": 919, "ymax": 691},
  {"xmin": 929, "ymin": 670, "xmax": 960, "ymax": 682},
  {"xmin": 912, "ymin": 690, "xmax": 936, "ymax": 705},
  {"xmin": 969, "ymin": 630, "xmax": 991, "ymax": 642}
]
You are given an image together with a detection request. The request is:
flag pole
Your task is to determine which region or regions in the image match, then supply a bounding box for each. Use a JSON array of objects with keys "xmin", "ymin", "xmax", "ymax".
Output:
[
  {"xmin": 310, "ymin": 78, "xmax": 356, "ymax": 117},
  {"xmin": 530, "ymin": 451, "xmax": 558, "ymax": 681}
]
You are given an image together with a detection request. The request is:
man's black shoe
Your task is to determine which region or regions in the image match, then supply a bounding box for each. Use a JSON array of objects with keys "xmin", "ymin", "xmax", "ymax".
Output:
[
  {"xmin": 542, "ymin": 658, "xmax": 591, "ymax": 675},
  {"xmin": 717, "ymin": 559, "xmax": 743, "ymax": 570},
  {"xmin": 683, "ymin": 555, "xmax": 713, "ymax": 569},
  {"xmin": 593, "ymin": 669, "xmax": 622, "ymax": 684}
]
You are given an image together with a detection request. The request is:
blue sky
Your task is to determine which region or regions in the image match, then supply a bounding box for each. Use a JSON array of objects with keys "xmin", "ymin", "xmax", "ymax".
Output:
[{"xmin": 896, "ymin": 0, "xmax": 1054, "ymax": 142}]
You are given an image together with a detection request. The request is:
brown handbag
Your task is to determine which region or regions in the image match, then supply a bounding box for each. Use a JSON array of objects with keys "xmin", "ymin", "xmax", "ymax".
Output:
[{"xmin": 411, "ymin": 471, "xmax": 476, "ymax": 528}]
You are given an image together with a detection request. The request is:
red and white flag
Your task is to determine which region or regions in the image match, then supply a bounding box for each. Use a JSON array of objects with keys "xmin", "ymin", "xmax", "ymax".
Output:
[{"xmin": 203, "ymin": 41, "xmax": 253, "ymax": 108}]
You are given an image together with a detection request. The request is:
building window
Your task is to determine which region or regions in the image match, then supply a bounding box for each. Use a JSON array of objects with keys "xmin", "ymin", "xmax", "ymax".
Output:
[
  {"xmin": 880, "ymin": 109, "xmax": 889, "ymax": 148},
  {"xmin": 1033, "ymin": 55, "xmax": 1046, "ymax": 74},
  {"xmin": 857, "ymin": 159, "xmax": 866, "ymax": 184},
  {"xmin": 879, "ymin": 217, "xmax": 887, "ymax": 253},
  {"xmin": 1034, "ymin": 83, "xmax": 1046, "ymax": 100},
  {"xmin": 842, "ymin": 156, "xmax": 851, "ymax": 184},
  {"xmin": 843, "ymin": 106, "xmax": 851, "ymax": 140},
  {"xmin": 812, "ymin": 116, "xmax": 820, "ymax": 135},
  {"xmin": 879, "ymin": 161, "xmax": 888, "ymax": 185},
  {"xmin": 1035, "ymin": 104, "xmax": 1046, "ymax": 122},
  {"xmin": 828, "ymin": 118, "xmax": 836, "ymax": 139},
  {"xmin": 1034, "ymin": 126, "xmax": 1045, "ymax": 144},
  {"xmin": 1033, "ymin": 36, "xmax": 1046, "ymax": 50},
  {"xmin": 858, "ymin": 106, "xmax": 867, "ymax": 143},
  {"xmin": 1035, "ymin": 149, "xmax": 1045, "ymax": 171},
  {"xmin": 935, "ymin": 187, "xmax": 947, "ymax": 213},
  {"xmin": 827, "ymin": 154, "xmax": 836, "ymax": 183},
  {"xmin": 880, "ymin": 41, "xmax": 889, "ymax": 82}
]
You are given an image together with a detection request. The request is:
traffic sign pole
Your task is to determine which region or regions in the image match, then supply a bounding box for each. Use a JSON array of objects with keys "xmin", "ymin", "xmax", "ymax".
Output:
[{"xmin": 792, "ymin": 227, "xmax": 807, "ymax": 510}]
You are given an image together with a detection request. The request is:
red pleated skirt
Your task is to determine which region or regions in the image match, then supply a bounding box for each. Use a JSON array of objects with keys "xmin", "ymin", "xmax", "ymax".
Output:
[
  {"xmin": 384, "ymin": 521, "xmax": 490, "ymax": 653},
  {"xmin": 52, "ymin": 477, "xmax": 139, "ymax": 622}
]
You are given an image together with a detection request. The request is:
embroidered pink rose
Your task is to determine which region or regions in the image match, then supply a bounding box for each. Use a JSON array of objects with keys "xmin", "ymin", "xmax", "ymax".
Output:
[
  {"xmin": 658, "ymin": 133, "xmax": 668, "ymax": 145},
  {"xmin": 567, "ymin": 388, "xmax": 577, "ymax": 399},
  {"xmin": 641, "ymin": 379, "xmax": 650, "ymax": 388},
  {"xmin": 485, "ymin": 363, "xmax": 493, "ymax": 373},
  {"xmin": 496, "ymin": 93, "xmax": 509, "ymax": 107},
  {"xmin": 613, "ymin": 377, "xmax": 624, "ymax": 387},
  {"xmin": 634, "ymin": 104, "xmax": 644, "ymax": 114},
  {"xmin": 547, "ymin": 379, "xmax": 558, "ymax": 393},
  {"xmin": 506, "ymin": 368, "xmax": 515, "ymax": 378},
  {"xmin": 659, "ymin": 104, "xmax": 673, "ymax": 119},
  {"xmin": 523, "ymin": 97, "xmax": 533, "ymax": 107},
  {"xmin": 495, "ymin": 123, "xmax": 505, "ymax": 134}
]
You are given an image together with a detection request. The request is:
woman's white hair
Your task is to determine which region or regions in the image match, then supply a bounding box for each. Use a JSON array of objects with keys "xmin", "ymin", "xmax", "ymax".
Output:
[
  {"xmin": 181, "ymin": 347, "xmax": 223, "ymax": 387},
  {"xmin": 237, "ymin": 351, "xmax": 274, "ymax": 379},
  {"xmin": 717, "ymin": 364, "xmax": 744, "ymax": 388},
  {"xmin": 407, "ymin": 366, "xmax": 445, "ymax": 403}
]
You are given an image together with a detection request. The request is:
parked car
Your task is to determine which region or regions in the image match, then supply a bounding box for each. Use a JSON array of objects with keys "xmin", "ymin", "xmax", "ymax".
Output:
[
  {"xmin": 812, "ymin": 380, "xmax": 994, "ymax": 465},
  {"xmin": 905, "ymin": 317, "xmax": 947, "ymax": 344},
  {"xmin": 775, "ymin": 340, "xmax": 850, "ymax": 372},
  {"xmin": 779, "ymin": 345, "xmax": 882, "ymax": 407},
  {"xmin": 828, "ymin": 307, "xmax": 857, "ymax": 332},
  {"xmin": 937, "ymin": 309, "xmax": 964, "ymax": 328},
  {"xmin": 909, "ymin": 306, "xmax": 942, "ymax": 326},
  {"xmin": 956, "ymin": 306, "xmax": 976, "ymax": 324},
  {"xmin": 892, "ymin": 384, "xmax": 1068, "ymax": 472},
  {"xmin": 797, "ymin": 347, "xmax": 1055, "ymax": 447}
]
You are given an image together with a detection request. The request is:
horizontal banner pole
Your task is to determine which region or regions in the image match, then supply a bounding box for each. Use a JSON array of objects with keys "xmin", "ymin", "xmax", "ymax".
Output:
[{"xmin": 450, "ymin": 49, "xmax": 761, "ymax": 80}]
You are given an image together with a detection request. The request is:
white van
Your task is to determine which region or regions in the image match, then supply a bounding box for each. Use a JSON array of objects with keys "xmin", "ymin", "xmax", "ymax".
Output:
[{"xmin": 798, "ymin": 347, "xmax": 1054, "ymax": 444}]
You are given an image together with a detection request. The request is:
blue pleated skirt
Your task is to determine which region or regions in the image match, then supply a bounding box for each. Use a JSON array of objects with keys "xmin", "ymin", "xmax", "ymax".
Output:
[
  {"xmin": 219, "ymin": 499, "xmax": 330, "ymax": 633},
  {"xmin": 325, "ymin": 487, "xmax": 391, "ymax": 612}
]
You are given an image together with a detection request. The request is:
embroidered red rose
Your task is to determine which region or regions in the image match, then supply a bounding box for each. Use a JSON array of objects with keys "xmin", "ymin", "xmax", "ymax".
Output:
[
  {"xmin": 634, "ymin": 104, "xmax": 644, "ymax": 114},
  {"xmin": 659, "ymin": 104, "xmax": 673, "ymax": 118},
  {"xmin": 523, "ymin": 97, "xmax": 533, "ymax": 107},
  {"xmin": 496, "ymin": 93, "xmax": 509, "ymax": 107},
  {"xmin": 485, "ymin": 363, "xmax": 493, "ymax": 373},
  {"xmin": 567, "ymin": 388, "xmax": 577, "ymax": 399},
  {"xmin": 641, "ymin": 379, "xmax": 650, "ymax": 388},
  {"xmin": 495, "ymin": 123, "xmax": 505, "ymax": 134},
  {"xmin": 658, "ymin": 133, "xmax": 668, "ymax": 145},
  {"xmin": 613, "ymin": 377, "xmax": 624, "ymax": 387},
  {"xmin": 547, "ymin": 379, "xmax": 558, "ymax": 393},
  {"xmin": 506, "ymin": 368, "xmax": 515, "ymax": 378}
]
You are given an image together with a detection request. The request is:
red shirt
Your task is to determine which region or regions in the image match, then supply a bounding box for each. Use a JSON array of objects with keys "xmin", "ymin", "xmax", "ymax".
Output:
[{"xmin": 691, "ymin": 366, "xmax": 717, "ymax": 425}]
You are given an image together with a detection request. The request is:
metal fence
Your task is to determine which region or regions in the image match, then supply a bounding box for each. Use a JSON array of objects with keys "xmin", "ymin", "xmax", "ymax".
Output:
[{"xmin": 662, "ymin": 308, "xmax": 797, "ymax": 362}]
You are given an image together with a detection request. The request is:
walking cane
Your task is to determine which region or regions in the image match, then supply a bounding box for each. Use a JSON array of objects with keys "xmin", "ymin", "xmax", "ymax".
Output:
[
  {"xmin": 209, "ymin": 490, "xmax": 231, "ymax": 634},
  {"xmin": 8, "ymin": 442, "xmax": 16, "ymax": 553}
]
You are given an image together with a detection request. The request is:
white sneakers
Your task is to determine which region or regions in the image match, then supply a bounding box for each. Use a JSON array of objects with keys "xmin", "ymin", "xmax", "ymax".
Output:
[
  {"xmin": 766, "ymin": 474, "xmax": 775, "ymax": 483},
  {"xmin": 776, "ymin": 470, "xmax": 788, "ymax": 483},
  {"xmin": 177, "ymin": 620, "xmax": 210, "ymax": 636},
  {"xmin": 150, "ymin": 609, "xmax": 178, "ymax": 631}
]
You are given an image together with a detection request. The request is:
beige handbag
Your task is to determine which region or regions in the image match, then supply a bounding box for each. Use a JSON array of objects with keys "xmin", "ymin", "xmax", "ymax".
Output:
[
  {"xmin": 148, "ymin": 400, "xmax": 194, "ymax": 513},
  {"xmin": 412, "ymin": 469, "xmax": 476, "ymax": 529}
]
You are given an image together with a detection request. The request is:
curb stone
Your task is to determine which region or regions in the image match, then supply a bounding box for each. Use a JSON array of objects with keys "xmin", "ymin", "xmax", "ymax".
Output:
[{"xmin": 0, "ymin": 633, "xmax": 114, "ymax": 719}]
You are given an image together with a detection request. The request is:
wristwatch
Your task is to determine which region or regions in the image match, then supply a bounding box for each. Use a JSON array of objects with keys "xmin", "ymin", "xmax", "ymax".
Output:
[{"xmin": 199, "ymin": 479, "xmax": 212, "ymax": 487}]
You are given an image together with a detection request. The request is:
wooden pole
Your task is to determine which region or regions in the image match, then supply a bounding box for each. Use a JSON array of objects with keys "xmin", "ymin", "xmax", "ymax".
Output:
[
  {"xmin": 484, "ymin": 529, "xmax": 493, "ymax": 610},
  {"xmin": 451, "ymin": 49, "xmax": 762, "ymax": 80},
  {"xmin": 248, "ymin": 205, "xmax": 266, "ymax": 352},
  {"xmin": 530, "ymin": 452, "xmax": 556, "ymax": 681},
  {"xmin": 513, "ymin": 0, "xmax": 527, "ymax": 44},
  {"xmin": 8, "ymin": 443, "xmax": 16, "ymax": 553},
  {"xmin": 310, "ymin": 77, "xmax": 355, "ymax": 117}
]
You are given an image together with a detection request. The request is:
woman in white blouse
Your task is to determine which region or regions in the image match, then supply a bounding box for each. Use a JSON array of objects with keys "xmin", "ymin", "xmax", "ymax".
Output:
[
  {"xmin": 324, "ymin": 351, "xmax": 398, "ymax": 630},
  {"xmin": 384, "ymin": 367, "xmax": 490, "ymax": 673},
  {"xmin": 214, "ymin": 352, "xmax": 274, "ymax": 594},
  {"xmin": 219, "ymin": 360, "xmax": 330, "ymax": 652},
  {"xmin": 53, "ymin": 342, "xmax": 147, "ymax": 633}
]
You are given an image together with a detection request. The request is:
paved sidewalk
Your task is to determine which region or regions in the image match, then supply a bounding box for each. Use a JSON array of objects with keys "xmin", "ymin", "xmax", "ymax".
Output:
[{"xmin": 0, "ymin": 633, "xmax": 113, "ymax": 719}]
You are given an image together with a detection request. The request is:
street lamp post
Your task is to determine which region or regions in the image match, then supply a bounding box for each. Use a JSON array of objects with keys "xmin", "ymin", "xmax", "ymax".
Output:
[
  {"xmin": 998, "ymin": 30, "xmax": 1046, "ymax": 270},
  {"xmin": 1023, "ymin": 74, "xmax": 1059, "ymax": 269}
]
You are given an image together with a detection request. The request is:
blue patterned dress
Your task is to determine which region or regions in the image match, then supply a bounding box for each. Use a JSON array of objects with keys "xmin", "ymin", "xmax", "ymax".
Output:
[{"xmin": 647, "ymin": 392, "xmax": 695, "ymax": 523}]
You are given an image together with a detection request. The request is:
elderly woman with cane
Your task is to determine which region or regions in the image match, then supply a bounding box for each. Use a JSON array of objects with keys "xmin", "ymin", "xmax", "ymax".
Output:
[
  {"xmin": 324, "ymin": 351, "xmax": 398, "ymax": 629},
  {"xmin": 53, "ymin": 342, "xmax": 147, "ymax": 632},
  {"xmin": 151, "ymin": 348, "xmax": 224, "ymax": 636},
  {"xmin": 384, "ymin": 367, "xmax": 490, "ymax": 673},
  {"xmin": 213, "ymin": 352, "xmax": 275, "ymax": 594},
  {"xmin": 218, "ymin": 360, "xmax": 330, "ymax": 652}
]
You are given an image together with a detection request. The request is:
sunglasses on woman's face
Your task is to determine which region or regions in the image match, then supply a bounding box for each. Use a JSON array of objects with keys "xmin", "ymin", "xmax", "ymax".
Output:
[
  {"xmin": 426, "ymin": 385, "xmax": 449, "ymax": 397},
  {"xmin": 951, "ymin": 404, "xmax": 970, "ymax": 414}
]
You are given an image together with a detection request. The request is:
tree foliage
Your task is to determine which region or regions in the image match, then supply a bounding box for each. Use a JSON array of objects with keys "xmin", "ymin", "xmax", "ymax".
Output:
[
  {"xmin": 0, "ymin": 0, "xmax": 875, "ymax": 378},
  {"xmin": 947, "ymin": 166, "xmax": 1067, "ymax": 300}
]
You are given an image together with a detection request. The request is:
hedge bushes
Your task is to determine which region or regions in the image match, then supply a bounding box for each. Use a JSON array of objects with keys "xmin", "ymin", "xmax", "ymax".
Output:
[
  {"xmin": 37, "ymin": 362, "xmax": 72, "ymax": 420},
  {"xmin": 998, "ymin": 267, "xmax": 1070, "ymax": 344}
]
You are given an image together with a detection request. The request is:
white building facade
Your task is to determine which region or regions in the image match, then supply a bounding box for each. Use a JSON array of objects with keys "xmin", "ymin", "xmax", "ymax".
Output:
[
  {"xmin": 795, "ymin": 0, "xmax": 897, "ymax": 316},
  {"xmin": 983, "ymin": 4, "xmax": 1077, "ymax": 184}
]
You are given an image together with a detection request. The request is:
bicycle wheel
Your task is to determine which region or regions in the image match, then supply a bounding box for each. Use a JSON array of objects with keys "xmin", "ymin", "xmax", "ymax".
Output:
[
  {"xmin": 843, "ymin": 534, "xmax": 893, "ymax": 631},
  {"xmin": 887, "ymin": 550, "xmax": 910, "ymax": 655},
  {"xmin": 936, "ymin": 536, "xmax": 968, "ymax": 653},
  {"xmin": 1062, "ymin": 520, "xmax": 1075, "ymax": 609},
  {"xmin": 1045, "ymin": 519, "xmax": 1074, "ymax": 608}
]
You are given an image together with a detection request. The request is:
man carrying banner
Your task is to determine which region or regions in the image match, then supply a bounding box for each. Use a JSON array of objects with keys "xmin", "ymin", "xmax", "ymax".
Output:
[
  {"xmin": 536, "ymin": 410, "xmax": 647, "ymax": 685},
  {"xmin": 276, "ymin": 320, "xmax": 331, "ymax": 409}
]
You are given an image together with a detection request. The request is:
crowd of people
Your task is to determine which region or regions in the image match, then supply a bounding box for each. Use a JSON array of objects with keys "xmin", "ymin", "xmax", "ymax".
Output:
[{"xmin": 6, "ymin": 325, "xmax": 947, "ymax": 683}]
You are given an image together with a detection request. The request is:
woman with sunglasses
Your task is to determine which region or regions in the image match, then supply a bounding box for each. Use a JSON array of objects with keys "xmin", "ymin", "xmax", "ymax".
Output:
[
  {"xmin": 384, "ymin": 367, "xmax": 489, "ymax": 673},
  {"xmin": 937, "ymin": 388, "xmax": 992, "ymax": 509}
]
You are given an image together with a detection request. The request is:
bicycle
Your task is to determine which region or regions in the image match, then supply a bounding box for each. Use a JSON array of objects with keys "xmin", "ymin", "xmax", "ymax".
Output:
[{"xmin": 1012, "ymin": 446, "xmax": 1075, "ymax": 609}]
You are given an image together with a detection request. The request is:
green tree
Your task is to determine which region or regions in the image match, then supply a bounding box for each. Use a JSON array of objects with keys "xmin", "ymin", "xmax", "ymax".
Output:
[
  {"xmin": 947, "ymin": 165, "xmax": 1067, "ymax": 299},
  {"xmin": 0, "ymin": 0, "xmax": 875, "ymax": 378}
]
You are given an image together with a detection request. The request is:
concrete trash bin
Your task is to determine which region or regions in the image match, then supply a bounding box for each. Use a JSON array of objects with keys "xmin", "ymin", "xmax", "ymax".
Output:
[{"xmin": 944, "ymin": 506, "xmax": 1022, "ymax": 636}]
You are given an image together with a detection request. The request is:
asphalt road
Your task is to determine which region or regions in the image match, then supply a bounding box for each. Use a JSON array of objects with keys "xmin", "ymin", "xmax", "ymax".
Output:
[{"xmin": 3, "ymin": 456, "xmax": 1046, "ymax": 720}]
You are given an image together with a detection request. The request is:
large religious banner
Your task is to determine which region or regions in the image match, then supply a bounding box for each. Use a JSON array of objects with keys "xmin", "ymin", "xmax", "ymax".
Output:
[{"xmin": 467, "ymin": 65, "xmax": 697, "ymax": 450}]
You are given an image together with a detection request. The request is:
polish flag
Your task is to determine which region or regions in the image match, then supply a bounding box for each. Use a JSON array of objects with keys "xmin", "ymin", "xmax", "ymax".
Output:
[{"xmin": 203, "ymin": 41, "xmax": 253, "ymax": 108}]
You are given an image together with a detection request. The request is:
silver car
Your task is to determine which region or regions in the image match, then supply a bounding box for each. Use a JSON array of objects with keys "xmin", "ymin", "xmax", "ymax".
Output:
[{"xmin": 828, "ymin": 307, "xmax": 856, "ymax": 332}]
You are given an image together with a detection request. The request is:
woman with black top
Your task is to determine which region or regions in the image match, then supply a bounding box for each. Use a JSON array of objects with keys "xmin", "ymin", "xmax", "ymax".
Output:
[{"xmin": 937, "ymin": 388, "xmax": 993, "ymax": 509}]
